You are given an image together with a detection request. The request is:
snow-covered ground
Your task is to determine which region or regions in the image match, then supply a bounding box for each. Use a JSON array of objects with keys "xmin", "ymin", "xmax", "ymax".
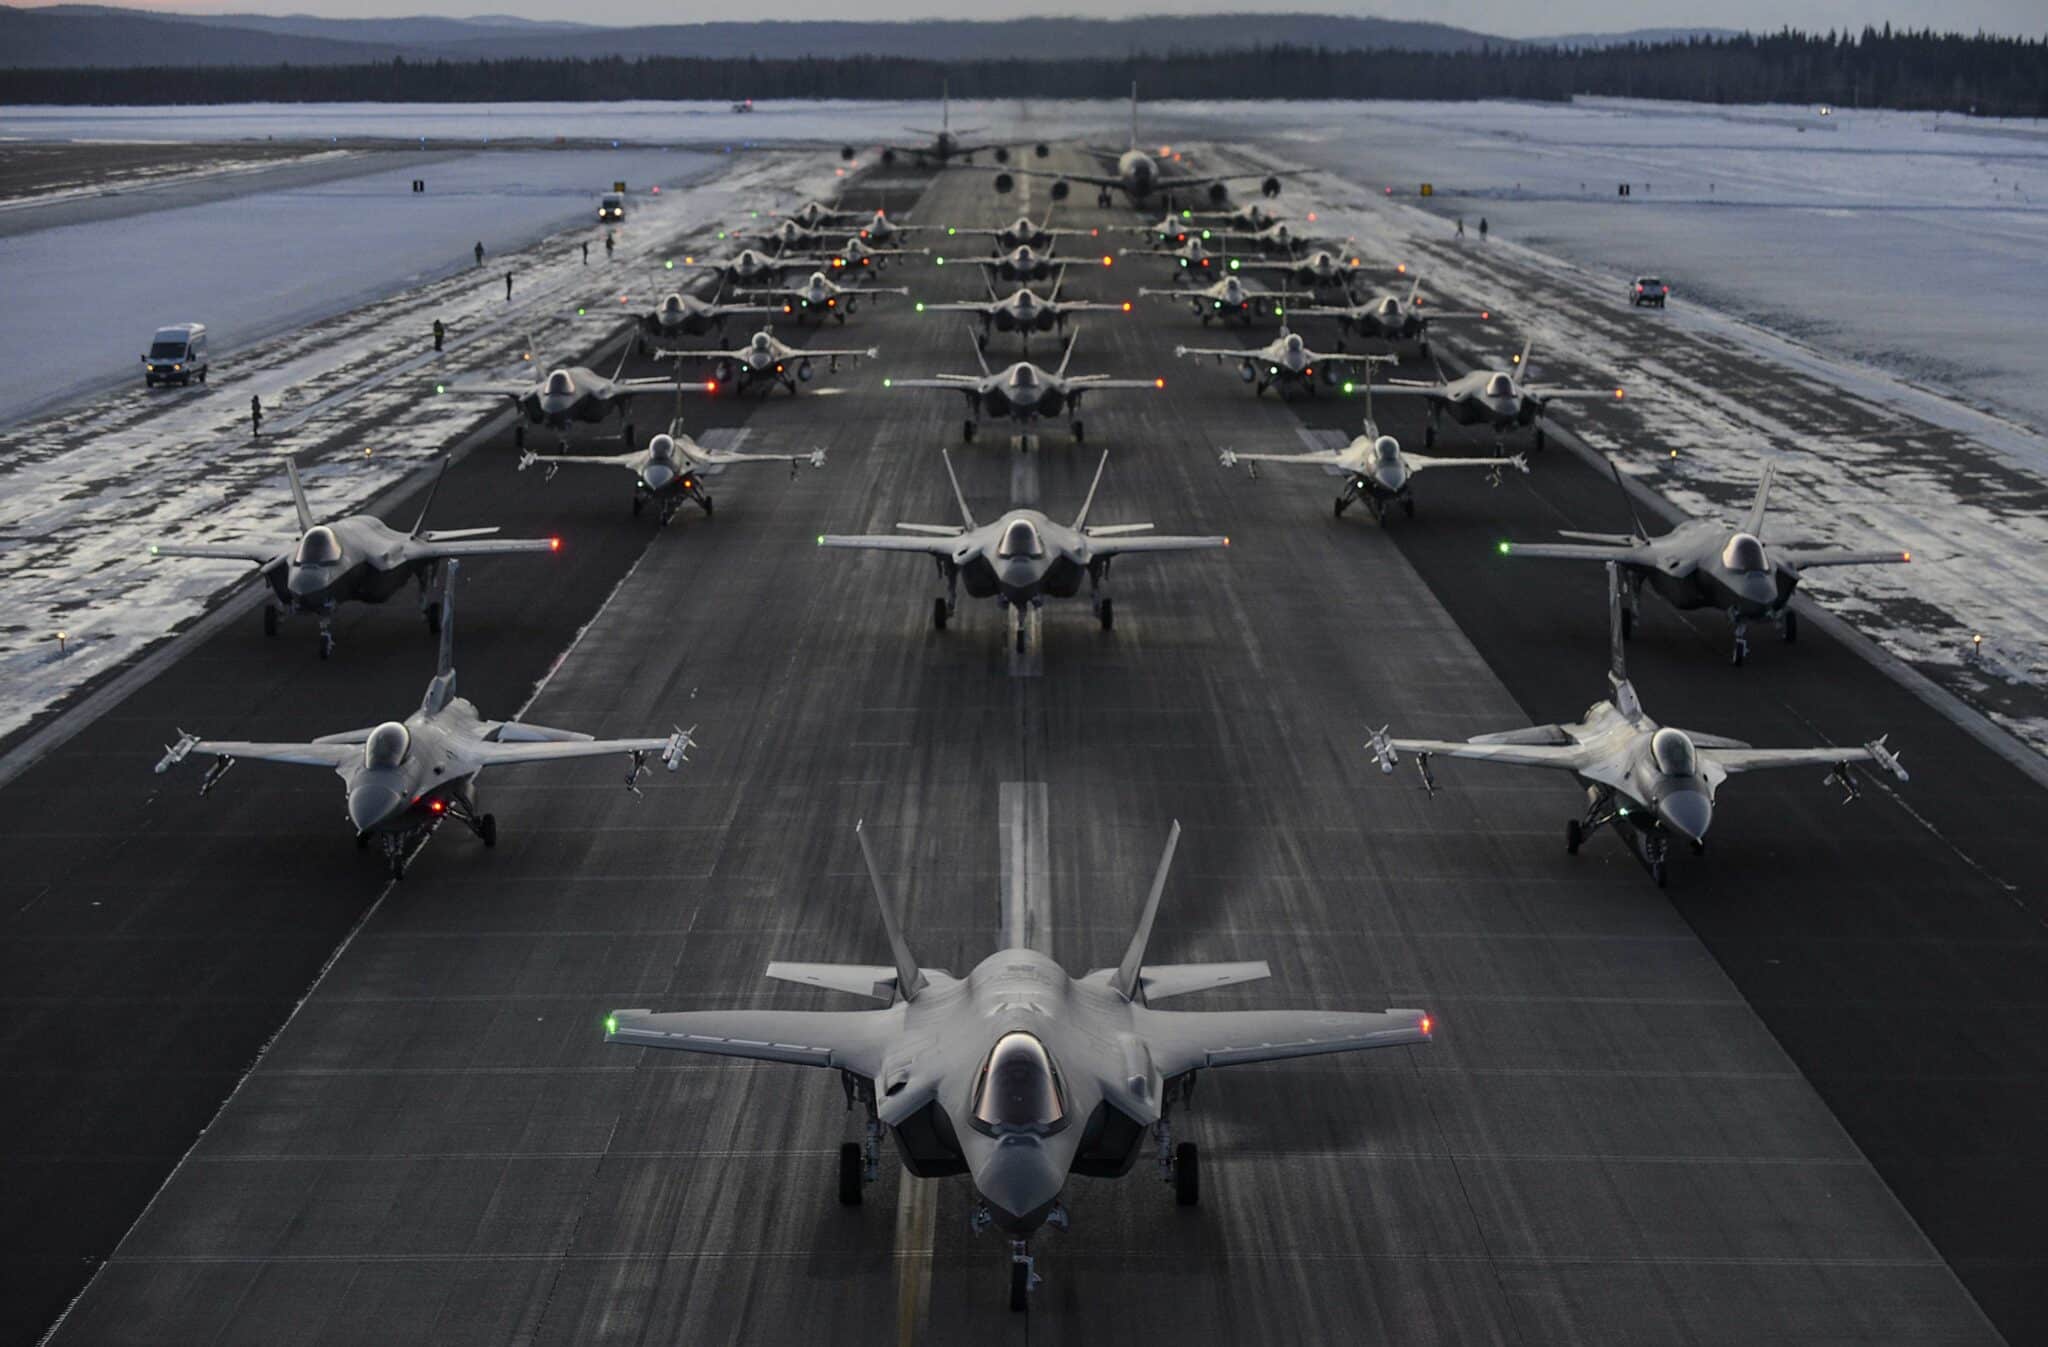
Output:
[
  {"xmin": 0, "ymin": 147, "xmax": 847, "ymax": 744},
  {"xmin": 0, "ymin": 145, "xmax": 717, "ymax": 425}
]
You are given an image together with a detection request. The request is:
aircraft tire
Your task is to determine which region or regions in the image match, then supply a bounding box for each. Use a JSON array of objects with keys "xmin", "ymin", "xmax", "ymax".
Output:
[
  {"xmin": 1402, "ymin": 496, "xmax": 1416, "ymax": 519},
  {"xmin": 1620, "ymin": 609, "xmax": 1634, "ymax": 641},
  {"xmin": 479, "ymin": 814, "xmax": 497, "ymax": 848},
  {"xmin": 1174, "ymin": 1143, "xmax": 1200, "ymax": 1206},
  {"xmin": 1010, "ymin": 1261, "xmax": 1031, "ymax": 1312},
  {"xmin": 837, "ymin": 1142, "xmax": 863, "ymax": 1206},
  {"xmin": 932, "ymin": 598, "xmax": 949, "ymax": 631},
  {"xmin": 1783, "ymin": 610, "xmax": 1798, "ymax": 643},
  {"xmin": 632, "ymin": 494, "xmax": 645, "ymax": 517},
  {"xmin": 1098, "ymin": 598, "xmax": 1114, "ymax": 631},
  {"xmin": 263, "ymin": 606, "xmax": 280, "ymax": 638},
  {"xmin": 1566, "ymin": 819, "xmax": 1582, "ymax": 855},
  {"xmin": 1650, "ymin": 859, "xmax": 1667, "ymax": 888}
]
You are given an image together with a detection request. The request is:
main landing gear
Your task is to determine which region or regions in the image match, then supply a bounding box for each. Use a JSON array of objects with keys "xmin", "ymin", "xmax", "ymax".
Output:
[
  {"xmin": 1566, "ymin": 785, "xmax": 1670, "ymax": 887},
  {"xmin": 1730, "ymin": 610, "xmax": 1750, "ymax": 667},
  {"xmin": 1090, "ymin": 558, "xmax": 1115, "ymax": 633},
  {"xmin": 930, "ymin": 561, "xmax": 959, "ymax": 633},
  {"xmin": 418, "ymin": 562, "xmax": 448, "ymax": 634},
  {"xmin": 836, "ymin": 1072, "xmax": 882, "ymax": 1207}
]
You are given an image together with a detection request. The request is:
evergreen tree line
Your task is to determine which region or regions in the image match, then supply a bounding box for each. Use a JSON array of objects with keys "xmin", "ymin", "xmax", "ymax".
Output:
[{"xmin": 8, "ymin": 28, "xmax": 2046, "ymax": 116}]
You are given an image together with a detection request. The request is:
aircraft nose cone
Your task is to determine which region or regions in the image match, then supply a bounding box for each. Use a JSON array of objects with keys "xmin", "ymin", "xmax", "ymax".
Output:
[
  {"xmin": 643, "ymin": 464, "xmax": 673, "ymax": 490},
  {"xmin": 973, "ymin": 1136, "xmax": 1066, "ymax": 1232},
  {"xmin": 1378, "ymin": 464, "xmax": 1409, "ymax": 493},
  {"xmin": 347, "ymin": 783, "xmax": 404, "ymax": 835},
  {"xmin": 1658, "ymin": 789, "xmax": 1713, "ymax": 844},
  {"xmin": 287, "ymin": 565, "xmax": 330, "ymax": 599},
  {"xmin": 1734, "ymin": 571, "xmax": 1778, "ymax": 609}
]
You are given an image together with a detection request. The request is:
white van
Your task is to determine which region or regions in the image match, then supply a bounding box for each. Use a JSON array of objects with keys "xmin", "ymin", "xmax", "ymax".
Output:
[{"xmin": 144, "ymin": 323, "xmax": 208, "ymax": 387}]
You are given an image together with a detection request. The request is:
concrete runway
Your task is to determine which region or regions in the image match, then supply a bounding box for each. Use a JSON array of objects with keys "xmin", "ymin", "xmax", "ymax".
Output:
[{"xmin": 3, "ymin": 148, "xmax": 2038, "ymax": 1346}]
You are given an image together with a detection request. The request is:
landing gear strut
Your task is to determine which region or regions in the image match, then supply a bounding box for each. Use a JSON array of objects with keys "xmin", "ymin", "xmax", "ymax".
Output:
[
  {"xmin": 1730, "ymin": 611, "xmax": 1750, "ymax": 666},
  {"xmin": 837, "ymin": 1072, "xmax": 880, "ymax": 1206}
]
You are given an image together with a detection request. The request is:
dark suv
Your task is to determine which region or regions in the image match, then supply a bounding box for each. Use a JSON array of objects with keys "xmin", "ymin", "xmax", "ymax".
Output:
[{"xmin": 1629, "ymin": 276, "xmax": 1670, "ymax": 308}]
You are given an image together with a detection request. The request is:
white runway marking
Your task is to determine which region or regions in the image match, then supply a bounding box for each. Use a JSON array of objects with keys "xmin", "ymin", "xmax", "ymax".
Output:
[{"xmin": 999, "ymin": 779, "xmax": 1051, "ymax": 953}]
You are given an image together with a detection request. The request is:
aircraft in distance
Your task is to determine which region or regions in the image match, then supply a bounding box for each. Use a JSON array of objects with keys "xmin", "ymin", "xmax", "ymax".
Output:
[
  {"xmin": 1126, "ymin": 205, "xmax": 1281, "ymax": 245},
  {"xmin": 983, "ymin": 84, "xmax": 1285, "ymax": 209},
  {"xmin": 148, "ymin": 456, "xmax": 557, "ymax": 659},
  {"xmin": 818, "ymin": 449, "xmax": 1225, "ymax": 650},
  {"xmin": 1231, "ymin": 246, "xmax": 1369, "ymax": 292},
  {"xmin": 1117, "ymin": 235, "xmax": 1230, "ymax": 284},
  {"xmin": 840, "ymin": 81, "xmax": 1040, "ymax": 167},
  {"xmin": 850, "ymin": 210, "xmax": 928, "ymax": 247},
  {"xmin": 735, "ymin": 216, "xmax": 832, "ymax": 255},
  {"xmin": 973, "ymin": 242, "xmax": 1068, "ymax": 284},
  {"xmin": 665, "ymin": 325, "xmax": 876, "ymax": 397},
  {"xmin": 674, "ymin": 246, "xmax": 836, "ymax": 290},
  {"xmin": 521, "ymin": 427, "xmax": 824, "ymax": 525},
  {"xmin": 917, "ymin": 271, "xmax": 1129, "ymax": 350},
  {"xmin": 943, "ymin": 210, "xmax": 1097, "ymax": 253},
  {"xmin": 821, "ymin": 233, "xmax": 931, "ymax": 273},
  {"xmin": 604, "ymin": 816, "xmax": 1430, "ymax": 1310},
  {"xmin": 436, "ymin": 342, "xmax": 714, "ymax": 449},
  {"xmin": 780, "ymin": 199, "xmax": 866, "ymax": 230},
  {"xmin": 155, "ymin": 561, "xmax": 693, "ymax": 879},
  {"xmin": 1367, "ymin": 337, "xmax": 1629, "ymax": 452},
  {"xmin": 1290, "ymin": 279, "xmax": 1489, "ymax": 357},
  {"xmin": 885, "ymin": 333, "xmax": 1163, "ymax": 444},
  {"xmin": 1221, "ymin": 404, "xmax": 1527, "ymax": 521},
  {"xmin": 1186, "ymin": 202, "xmax": 1286, "ymax": 233},
  {"xmin": 1173, "ymin": 327, "xmax": 1392, "ymax": 398},
  {"xmin": 1138, "ymin": 274, "xmax": 1312, "ymax": 327},
  {"xmin": 1368, "ymin": 565, "xmax": 1908, "ymax": 886},
  {"xmin": 625, "ymin": 286, "xmax": 781, "ymax": 354},
  {"xmin": 739, "ymin": 270, "xmax": 909, "ymax": 325},
  {"xmin": 1499, "ymin": 459, "xmax": 1912, "ymax": 664}
]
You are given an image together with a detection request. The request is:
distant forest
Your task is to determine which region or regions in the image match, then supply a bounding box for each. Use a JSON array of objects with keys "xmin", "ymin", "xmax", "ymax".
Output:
[{"xmin": 8, "ymin": 28, "xmax": 2046, "ymax": 116}]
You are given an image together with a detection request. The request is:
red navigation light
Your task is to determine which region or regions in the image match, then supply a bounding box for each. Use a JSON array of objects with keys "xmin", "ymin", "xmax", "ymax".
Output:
[
  {"xmin": 548, "ymin": 537, "xmax": 562, "ymax": 552},
  {"xmin": 1153, "ymin": 377, "xmax": 1165, "ymax": 388},
  {"xmin": 428, "ymin": 799, "xmax": 445, "ymax": 814},
  {"xmin": 1419, "ymin": 1014, "xmax": 1433, "ymax": 1036},
  {"xmin": 706, "ymin": 379, "xmax": 719, "ymax": 393},
  {"xmin": 1121, "ymin": 302, "xmax": 1133, "ymax": 312},
  {"xmin": 1101, "ymin": 255, "xmax": 1113, "ymax": 267}
]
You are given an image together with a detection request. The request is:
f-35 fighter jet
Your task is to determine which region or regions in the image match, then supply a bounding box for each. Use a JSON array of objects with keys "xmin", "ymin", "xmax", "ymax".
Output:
[
  {"xmin": 1500, "ymin": 460, "xmax": 1911, "ymax": 664},
  {"xmin": 520, "ymin": 427, "xmax": 824, "ymax": 525},
  {"xmin": 156, "ymin": 562, "xmax": 693, "ymax": 878},
  {"xmin": 605, "ymin": 818, "xmax": 1430, "ymax": 1309},
  {"xmin": 885, "ymin": 332, "xmax": 1162, "ymax": 444},
  {"xmin": 818, "ymin": 450, "xmax": 1225, "ymax": 651},
  {"xmin": 437, "ymin": 342, "xmax": 713, "ymax": 449},
  {"xmin": 1369, "ymin": 337, "xmax": 1627, "ymax": 452},
  {"xmin": 1368, "ymin": 565, "xmax": 1908, "ymax": 885},
  {"xmin": 149, "ymin": 456, "xmax": 558, "ymax": 658}
]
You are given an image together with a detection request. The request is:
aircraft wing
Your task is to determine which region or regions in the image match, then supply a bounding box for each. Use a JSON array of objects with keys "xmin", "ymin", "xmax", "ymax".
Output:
[
  {"xmin": 1409, "ymin": 452, "xmax": 1529, "ymax": 476},
  {"xmin": 1085, "ymin": 533, "xmax": 1229, "ymax": 556},
  {"xmin": 1370, "ymin": 381, "xmax": 1448, "ymax": 395},
  {"xmin": 1533, "ymin": 388, "xmax": 1630, "ymax": 403},
  {"xmin": 1218, "ymin": 448, "xmax": 1345, "ymax": 470},
  {"xmin": 520, "ymin": 450, "xmax": 641, "ymax": 471},
  {"xmin": 436, "ymin": 380, "xmax": 532, "ymax": 399},
  {"xmin": 690, "ymin": 444, "xmax": 828, "ymax": 469},
  {"xmin": 400, "ymin": 536, "xmax": 559, "ymax": 562},
  {"xmin": 149, "ymin": 540, "xmax": 289, "ymax": 565},
  {"xmin": 1138, "ymin": 1006, "xmax": 1431, "ymax": 1078},
  {"xmin": 796, "ymin": 346, "xmax": 880, "ymax": 361},
  {"xmin": 917, "ymin": 301, "xmax": 996, "ymax": 315},
  {"xmin": 605, "ymin": 1007, "xmax": 897, "ymax": 1078},
  {"xmin": 1174, "ymin": 345, "xmax": 1255, "ymax": 360},
  {"xmin": 887, "ymin": 376, "xmax": 983, "ymax": 389},
  {"xmin": 1777, "ymin": 548, "xmax": 1912, "ymax": 569},
  {"xmin": 157, "ymin": 737, "xmax": 356, "ymax": 771},
  {"xmin": 1700, "ymin": 739, "xmax": 1907, "ymax": 780},
  {"xmin": 1500, "ymin": 540, "xmax": 1658, "ymax": 564},
  {"xmin": 1379, "ymin": 735, "xmax": 1597, "ymax": 772},
  {"xmin": 817, "ymin": 532, "xmax": 961, "ymax": 555},
  {"xmin": 468, "ymin": 734, "xmax": 677, "ymax": 769},
  {"xmin": 613, "ymin": 377, "xmax": 718, "ymax": 393},
  {"xmin": 1064, "ymin": 376, "xmax": 1166, "ymax": 391},
  {"xmin": 839, "ymin": 286, "xmax": 910, "ymax": 297}
]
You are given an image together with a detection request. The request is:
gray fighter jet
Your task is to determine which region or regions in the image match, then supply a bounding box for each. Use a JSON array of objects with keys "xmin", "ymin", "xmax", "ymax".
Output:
[
  {"xmin": 624, "ymin": 285, "xmax": 781, "ymax": 354},
  {"xmin": 436, "ymin": 342, "xmax": 714, "ymax": 450},
  {"xmin": 666, "ymin": 325, "xmax": 876, "ymax": 397},
  {"xmin": 1117, "ymin": 235, "xmax": 1230, "ymax": 285},
  {"xmin": 156, "ymin": 562, "xmax": 692, "ymax": 879},
  {"xmin": 1370, "ymin": 337, "xmax": 1628, "ymax": 452},
  {"xmin": 944, "ymin": 210, "xmax": 1097, "ymax": 253},
  {"xmin": 884, "ymin": 332, "xmax": 1163, "ymax": 444},
  {"xmin": 604, "ymin": 817, "xmax": 1430, "ymax": 1309},
  {"xmin": 822, "ymin": 233, "xmax": 930, "ymax": 274},
  {"xmin": 675, "ymin": 246, "xmax": 835, "ymax": 290},
  {"xmin": 973, "ymin": 242, "xmax": 1066, "ymax": 285},
  {"xmin": 917, "ymin": 270, "xmax": 1129, "ymax": 350},
  {"xmin": 149, "ymin": 457, "xmax": 557, "ymax": 658},
  {"xmin": 520, "ymin": 427, "xmax": 824, "ymax": 525},
  {"xmin": 1500, "ymin": 460, "xmax": 1912, "ymax": 663},
  {"xmin": 1173, "ymin": 327, "xmax": 1391, "ymax": 398},
  {"xmin": 738, "ymin": 270, "xmax": 909, "ymax": 325},
  {"xmin": 1138, "ymin": 274, "xmax": 1312, "ymax": 327},
  {"xmin": 984, "ymin": 84, "xmax": 1285, "ymax": 210},
  {"xmin": 1368, "ymin": 565, "xmax": 1909, "ymax": 885},
  {"xmin": 1292, "ymin": 279, "xmax": 1489, "ymax": 357},
  {"xmin": 1221, "ymin": 407, "xmax": 1526, "ymax": 521},
  {"xmin": 1231, "ymin": 246, "xmax": 1367, "ymax": 293},
  {"xmin": 818, "ymin": 450, "xmax": 1225, "ymax": 651}
]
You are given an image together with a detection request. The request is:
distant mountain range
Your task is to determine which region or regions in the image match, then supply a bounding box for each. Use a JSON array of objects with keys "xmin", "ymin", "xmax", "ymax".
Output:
[{"xmin": 0, "ymin": 6, "xmax": 1737, "ymax": 70}]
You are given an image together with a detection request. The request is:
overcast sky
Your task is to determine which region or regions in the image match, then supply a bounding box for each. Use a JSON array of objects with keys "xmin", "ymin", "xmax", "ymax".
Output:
[{"xmin": 22, "ymin": 0, "xmax": 2045, "ymax": 38}]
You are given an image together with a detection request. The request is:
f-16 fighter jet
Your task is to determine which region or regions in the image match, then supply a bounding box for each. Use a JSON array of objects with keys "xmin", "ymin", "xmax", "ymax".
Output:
[
  {"xmin": 943, "ymin": 210, "xmax": 1096, "ymax": 253},
  {"xmin": 156, "ymin": 562, "xmax": 693, "ymax": 879},
  {"xmin": 918, "ymin": 270, "xmax": 1129, "ymax": 351},
  {"xmin": 667, "ymin": 325, "xmax": 876, "ymax": 396},
  {"xmin": 436, "ymin": 342, "xmax": 713, "ymax": 449},
  {"xmin": 149, "ymin": 457, "xmax": 557, "ymax": 659},
  {"xmin": 1368, "ymin": 565, "xmax": 1908, "ymax": 885},
  {"xmin": 739, "ymin": 270, "xmax": 909, "ymax": 325},
  {"xmin": 1291, "ymin": 279, "xmax": 1489, "ymax": 357},
  {"xmin": 1221, "ymin": 406, "xmax": 1526, "ymax": 522},
  {"xmin": 605, "ymin": 817, "xmax": 1430, "ymax": 1309},
  {"xmin": 1500, "ymin": 460, "xmax": 1912, "ymax": 664},
  {"xmin": 1138, "ymin": 274, "xmax": 1312, "ymax": 327},
  {"xmin": 520, "ymin": 427, "xmax": 825, "ymax": 525},
  {"xmin": 1173, "ymin": 327, "xmax": 1391, "ymax": 398},
  {"xmin": 818, "ymin": 450, "xmax": 1225, "ymax": 651},
  {"xmin": 1370, "ymin": 337, "xmax": 1628, "ymax": 452},
  {"xmin": 1117, "ymin": 235, "xmax": 1229, "ymax": 284},
  {"xmin": 626, "ymin": 285, "xmax": 781, "ymax": 354},
  {"xmin": 885, "ymin": 332, "xmax": 1163, "ymax": 443}
]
